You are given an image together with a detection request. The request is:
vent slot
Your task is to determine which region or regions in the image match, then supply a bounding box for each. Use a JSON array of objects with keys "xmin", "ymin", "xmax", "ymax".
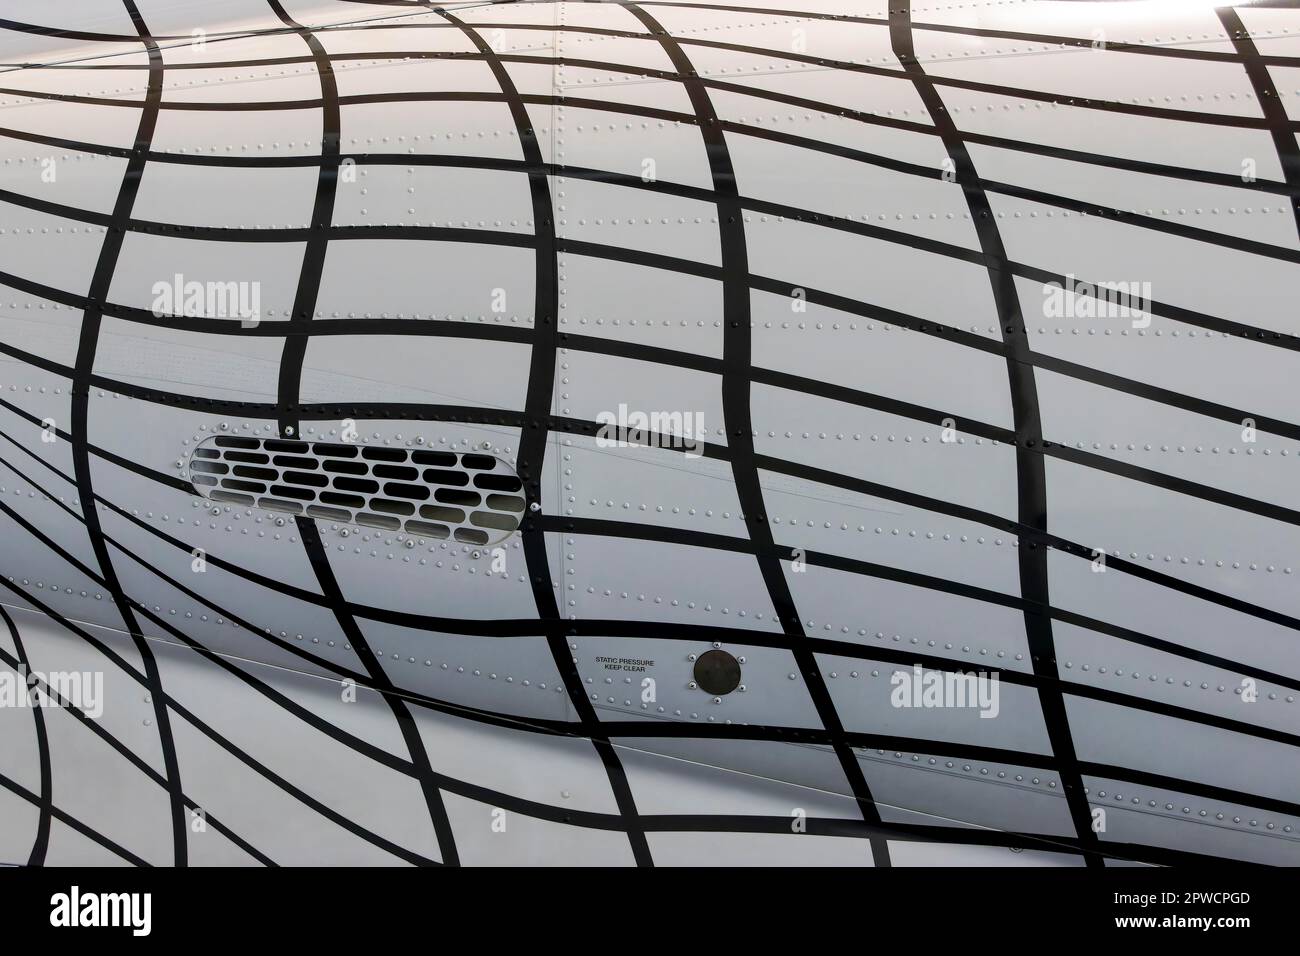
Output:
[
  {"xmin": 215, "ymin": 436, "xmax": 260, "ymax": 450},
  {"xmin": 188, "ymin": 436, "xmax": 526, "ymax": 544}
]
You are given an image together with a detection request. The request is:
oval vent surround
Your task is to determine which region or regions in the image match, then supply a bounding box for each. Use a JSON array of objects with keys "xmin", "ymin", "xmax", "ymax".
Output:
[{"xmin": 188, "ymin": 436, "xmax": 526, "ymax": 545}]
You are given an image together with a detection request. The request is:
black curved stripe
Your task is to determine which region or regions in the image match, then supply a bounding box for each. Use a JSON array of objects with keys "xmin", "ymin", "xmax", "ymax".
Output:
[
  {"xmin": 0, "ymin": 604, "xmax": 51, "ymax": 865},
  {"xmin": 434, "ymin": 1, "xmax": 654, "ymax": 867},
  {"xmin": 13, "ymin": 304, "xmax": 1300, "ymax": 647},
  {"xmin": 0, "ymin": 637, "xmax": 277, "ymax": 866},
  {"xmin": 0, "ymin": 770, "xmax": 151, "ymax": 866},
  {"xmin": 0, "ymin": 568, "xmax": 440, "ymax": 866},
  {"xmin": 7, "ymin": 448, "xmax": 1297, "ymax": 844},
  {"xmin": 263, "ymin": 0, "xmax": 459, "ymax": 867},
  {"xmin": 625, "ymin": 0, "xmax": 894, "ymax": 867},
  {"xmin": 4, "ymin": 85, "xmax": 1298, "ymax": 348},
  {"xmin": 14, "ymin": 434, "xmax": 1300, "ymax": 771},
  {"xmin": 67, "ymin": 0, "xmax": 189, "ymax": 866},
  {"xmin": 7, "ymin": 547, "xmax": 1294, "ymax": 854},
  {"xmin": 11, "ymin": 41, "xmax": 1300, "ymax": 202},
  {"xmin": 0, "ymin": 0, "xmax": 1294, "ymax": 867},
  {"xmin": 888, "ymin": 0, "xmax": 1100, "ymax": 867},
  {"xmin": 1218, "ymin": 6, "xmax": 1300, "ymax": 241},
  {"xmin": 12, "ymin": 368, "xmax": 1300, "ymax": 719}
]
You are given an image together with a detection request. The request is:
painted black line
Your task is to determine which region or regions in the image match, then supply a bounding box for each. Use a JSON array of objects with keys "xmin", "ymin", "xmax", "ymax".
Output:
[
  {"xmin": 264, "ymin": 0, "xmax": 458, "ymax": 867},
  {"xmin": 8, "ymin": 51, "xmax": 1292, "ymax": 137},
  {"xmin": 625, "ymin": 0, "xmax": 892, "ymax": 866},
  {"xmin": 1007, "ymin": 260, "xmax": 1300, "ymax": 353},
  {"xmin": 963, "ymin": 128, "xmax": 1300, "ymax": 198},
  {"xmin": 0, "ymin": 549, "xmax": 650, "ymax": 848},
  {"xmin": 7, "ymin": 192, "xmax": 1300, "ymax": 440},
  {"xmin": 549, "ymin": 510, "xmax": 1300, "ymax": 700},
  {"xmin": 5, "ymin": 88, "xmax": 1300, "ymax": 349},
  {"xmin": 435, "ymin": 0, "xmax": 654, "ymax": 867},
  {"xmin": 633, "ymin": 0, "xmax": 1247, "ymax": 65},
  {"xmin": 0, "ymin": 1, "xmax": 468, "ymax": 46},
  {"xmin": 0, "ymin": 568, "xmax": 441, "ymax": 866},
  {"xmin": 10, "ymin": 1, "xmax": 1297, "ymax": 146},
  {"xmin": 9, "ymin": 543, "xmax": 1261, "ymax": 865},
  {"xmin": 7, "ymin": 459, "xmax": 1295, "ymax": 838},
  {"xmin": 13, "ymin": 42, "xmax": 1299, "ymax": 202},
  {"xmin": 0, "ymin": 18, "xmax": 194, "ymax": 43},
  {"xmin": 268, "ymin": 3, "xmax": 340, "ymax": 442},
  {"xmin": 12, "ymin": 104, "xmax": 1300, "ymax": 274},
  {"xmin": 1042, "ymin": 441, "xmax": 1300, "ymax": 530},
  {"xmin": 22, "ymin": 434, "xmax": 1300, "ymax": 764},
  {"xmin": 1075, "ymin": 760, "xmax": 1300, "ymax": 823},
  {"xmin": 5, "ymin": 1, "xmax": 1294, "ymax": 868},
  {"xmin": 13, "ymin": 300, "xmax": 1300, "ymax": 650},
  {"xmin": 1218, "ymin": 5, "xmax": 1300, "ymax": 241},
  {"xmin": 672, "ymin": 32, "xmax": 1299, "ymax": 132},
  {"xmin": 0, "ymin": 769, "xmax": 151, "ymax": 866},
  {"xmin": 640, "ymin": 817, "xmax": 1250, "ymax": 867},
  {"xmin": 0, "ymin": 635, "xmax": 278, "ymax": 866},
  {"xmin": 888, "ymin": 0, "xmax": 1099, "ymax": 867},
  {"xmin": 67, "ymin": 0, "xmax": 189, "ymax": 866},
  {"xmin": 10, "ymin": 336, "xmax": 1300, "ymax": 708},
  {"xmin": 0, "ymin": 604, "xmax": 50, "ymax": 865},
  {"xmin": 0, "ymin": 452, "xmax": 380, "ymax": 732},
  {"xmin": 1026, "ymin": 347, "xmax": 1300, "ymax": 444},
  {"xmin": 12, "ymin": 580, "xmax": 1227, "ymax": 863},
  {"xmin": 6, "ymin": 549, "xmax": 1293, "ymax": 849},
  {"xmin": 11, "ymin": 534, "xmax": 1268, "ymax": 866},
  {"xmin": 329, "ymin": 1, "xmax": 1299, "ymax": 128},
  {"xmin": 981, "ymin": 177, "xmax": 1300, "ymax": 265}
]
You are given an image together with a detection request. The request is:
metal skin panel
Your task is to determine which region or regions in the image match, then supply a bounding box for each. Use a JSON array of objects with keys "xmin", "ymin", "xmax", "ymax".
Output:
[{"xmin": 0, "ymin": 0, "xmax": 1297, "ymax": 869}]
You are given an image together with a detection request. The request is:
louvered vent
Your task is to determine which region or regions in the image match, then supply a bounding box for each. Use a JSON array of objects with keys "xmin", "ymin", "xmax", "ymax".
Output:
[{"xmin": 188, "ymin": 436, "xmax": 525, "ymax": 545}]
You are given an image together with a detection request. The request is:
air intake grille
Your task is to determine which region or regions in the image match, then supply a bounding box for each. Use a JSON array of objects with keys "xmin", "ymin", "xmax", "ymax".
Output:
[{"xmin": 188, "ymin": 436, "xmax": 526, "ymax": 545}]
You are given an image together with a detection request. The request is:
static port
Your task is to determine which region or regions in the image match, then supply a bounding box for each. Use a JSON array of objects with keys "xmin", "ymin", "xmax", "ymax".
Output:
[{"xmin": 693, "ymin": 649, "xmax": 741, "ymax": 696}]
